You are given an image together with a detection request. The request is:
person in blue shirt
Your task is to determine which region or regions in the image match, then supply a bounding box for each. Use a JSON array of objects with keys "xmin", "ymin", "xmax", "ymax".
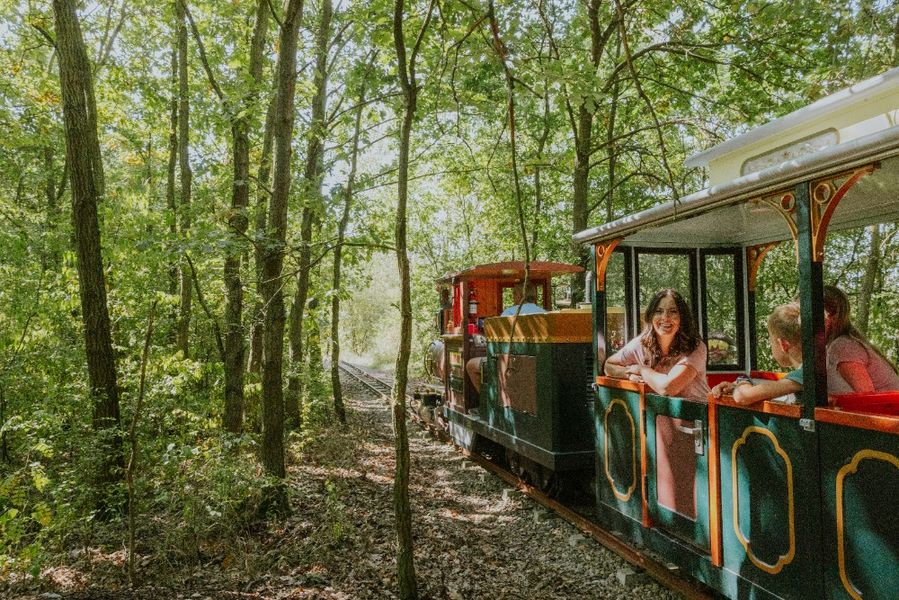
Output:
[
  {"xmin": 466, "ymin": 282, "xmax": 546, "ymax": 393},
  {"xmin": 711, "ymin": 302, "xmax": 803, "ymax": 404},
  {"xmin": 500, "ymin": 282, "xmax": 546, "ymax": 317}
]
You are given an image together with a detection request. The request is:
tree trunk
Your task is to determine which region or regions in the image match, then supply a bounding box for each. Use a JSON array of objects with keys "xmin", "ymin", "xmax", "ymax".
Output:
[
  {"xmin": 392, "ymin": 0, "xmax": 432, "ymax": 595},
  {"xmin": 569, "ymin": 0, "xmax": 604, "ymax": 304},
  {"xmin": 176, "ymin": 0, "xmax": 193, "ymax": 357},
  {"xmin": 330, "ymin": 82, "xmax": 367, "ymax": 426},
  {"xmin": 166, "ymin": 46, "xmax": 179, "ymax": 315},
  {"xmin": 856, "ymin": 224, "xmax": 881, "ymax": 334},
  {"xmin": 287, "ymin": 0, "xmax": 332, "ymax": 429},
  {"xmin": 247, "ymin": 97, "xmax": 277, "ymax": 374},
  {"xmin": 222, "ymin": 0, "xmax": 270, "ymax": 434},
  {"xmin": 260, "ymin": 0, "xmax": 304, "ymax": 484},
  {"xmin": 42, "ymin": 146, "xmax": 64, "ymax": 270},
  {"xmin": 52, "ymin": 0, "xmax": 122, "ymax": 488},
  {"xmin": 570, "ymin": 104, "xmax": 592, "ymax": 304}
]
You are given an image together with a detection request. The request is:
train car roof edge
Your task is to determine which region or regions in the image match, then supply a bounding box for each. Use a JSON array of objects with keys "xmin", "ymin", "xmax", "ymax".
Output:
[
  {"xmin": 438, "ymin": 261, "xmax": 584, "ymax": 283},
  {"xmin": 685, "ymin": 66, "xmax": 899, "ymax": 169},
  {"xmin": 573, "ymin": 123, "xmax": 899, "ymax": 246}
]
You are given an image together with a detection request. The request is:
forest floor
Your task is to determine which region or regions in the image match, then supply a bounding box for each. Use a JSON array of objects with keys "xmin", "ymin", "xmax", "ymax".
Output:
[{"xmin": 5, "ymin": 370, "xmax": 683, "ymax": 600}]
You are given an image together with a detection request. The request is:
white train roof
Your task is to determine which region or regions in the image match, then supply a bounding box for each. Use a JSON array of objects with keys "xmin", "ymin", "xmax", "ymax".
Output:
[{"xmin": 575, "ymin": 68, "xmax": 899, "ymax": 248}]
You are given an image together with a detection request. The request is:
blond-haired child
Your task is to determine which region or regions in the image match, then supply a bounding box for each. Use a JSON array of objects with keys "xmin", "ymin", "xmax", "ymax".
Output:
[{"xmin": 711, "ymin": 302, "xmax": 803, "ymax": 404}]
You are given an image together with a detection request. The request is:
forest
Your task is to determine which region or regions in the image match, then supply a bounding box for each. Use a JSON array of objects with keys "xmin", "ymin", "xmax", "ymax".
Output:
[{"xmin": 1, "ymin": 0, "xmax": 898, "ymax": 598}]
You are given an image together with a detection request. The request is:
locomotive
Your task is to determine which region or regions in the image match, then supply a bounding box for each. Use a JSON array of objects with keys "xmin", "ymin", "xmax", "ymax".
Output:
[{"xmin": 422, "ymin": 67, "xmax": 899, "ymax": 599}]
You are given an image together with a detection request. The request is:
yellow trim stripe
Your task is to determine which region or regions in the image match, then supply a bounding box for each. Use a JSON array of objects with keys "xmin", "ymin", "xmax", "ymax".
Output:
[
  {"xmin": 731, "ymin": 426, "xmax": 796, "ymax": 574},
  {"xmin": 604, "ymin": 398, "xmax": 637, "ymax": 502},
  {"xmin": 836, "ymin": 449, "xmax": 899, "ymax": 600}
]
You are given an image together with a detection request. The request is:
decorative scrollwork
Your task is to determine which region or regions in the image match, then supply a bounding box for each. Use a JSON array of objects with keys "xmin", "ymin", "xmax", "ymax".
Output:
[
  {"xmin": 594, "ymin": 239, "xmax": 621, "ymax": 292},
  {"xmin": 746, "ymin": 242, "xmax": 780, "ymax": 292},
  {"xmin": 757, "ymin": 191, "xmax": 799, "ymax": 244},
  {"xmin": 809, "ymin": 164, "xmax": 877, "ymax": 262}
]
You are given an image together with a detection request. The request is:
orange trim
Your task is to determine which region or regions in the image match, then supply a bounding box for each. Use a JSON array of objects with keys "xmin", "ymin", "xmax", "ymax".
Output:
[
  {"xmin": 594, "ymin": 239, "xmax": 621, "ymax": 292},
  {"xmin": 710, "ymin": 395, "xmax": 801, "ymax": 419},
  {"xmin": 815, "ymin": 407, "xmax": 899, "ymax": 434},
  {"xmin": 746, "ymin": 242, "xmax": 780, "ymax": 292},
  {"xmin": 639, "ymin": 388, "xmax": 650, "ymax": 528},
  {"xmin": 708, "ymin": 400, "xmax": 722, "ymax": 567},
  {"xmin": 810, "ymin": 165, "xmax": 877, "ymax": 263},
  {"xmin": 596, "ymin": 375, "xmax": 644, "ymax": 393}
]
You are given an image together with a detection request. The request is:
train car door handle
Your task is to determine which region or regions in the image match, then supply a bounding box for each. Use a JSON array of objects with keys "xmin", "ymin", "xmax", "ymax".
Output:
[{"xmin": 674, "ymin": 420, "xmax": 705, "ymax": 455}]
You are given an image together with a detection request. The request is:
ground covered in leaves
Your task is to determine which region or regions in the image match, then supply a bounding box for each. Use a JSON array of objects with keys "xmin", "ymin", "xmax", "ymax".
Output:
[{"xmin": 4, "ymin": 371, "xmax": 683, "ymax": 599}]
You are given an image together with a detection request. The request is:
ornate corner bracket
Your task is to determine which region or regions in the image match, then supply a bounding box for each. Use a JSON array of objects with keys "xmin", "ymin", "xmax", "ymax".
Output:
[
  {"xmin": 746, "ymin": 241, "xmax": 780, "ymax": 292},
  {"xmin": 594, "ymin": 239, "xmax": 621, "ymax": 292},
  {"xmin": 757, "ymin": 190, "xmax": 799, "ymax": 244},
  {"xmin": 809, "ymin": 164, "xmax": 878, "ymax": 262}
]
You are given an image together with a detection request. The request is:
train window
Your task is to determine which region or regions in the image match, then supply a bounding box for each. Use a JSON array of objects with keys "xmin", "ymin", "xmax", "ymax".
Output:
[
  {"xmin": 703, "ymin": 252, "xmax": 741, "ymax": 368},
  {"xmin": 754, "ymin": 243, "xmax": 799, "ymax": 371},
  {"xmin": 635, "ymin": 251, "xmax": 694, "ymax": 316}
]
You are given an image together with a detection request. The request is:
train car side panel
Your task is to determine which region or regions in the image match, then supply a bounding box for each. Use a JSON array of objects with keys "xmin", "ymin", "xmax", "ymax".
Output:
[
  {"xmin": 594, "ymin": 382, "xmax": 645, "ymax": 526},
  {"xmin": 817, "ymin": 417, "xmax": 899, "ymax": 600},
  {"xmin": 717, "ymin": 406, "xmax": 823, "ymax": 599}
]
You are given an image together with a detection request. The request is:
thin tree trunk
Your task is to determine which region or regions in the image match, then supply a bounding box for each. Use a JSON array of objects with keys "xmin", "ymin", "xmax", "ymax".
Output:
[
  {"xmin": 570, "ymin": 0, "xmax": 604, "ymax": 304},
  {"xmin": 287, "ymin": 0, "xmax": 332, "ymax": 429},
  {"xmin": 260, "ymin": 0, "xmax": 304, "ymax": 486},
  {"xmin": 52, "ymin": 0, "xmax": 122, "ymax": 490},
  {"xmin": 222, "ymin": 0, "xmax": 270, "ymax": 433},
  {"xmin": 166, "ymin": 46, "xmax": 179, "ymax": 307},
  {"xmin": 392, "ymin": 1, "xmax": 434, "ymax": 596},
  {"xmin": 247, "ymin": 97, "xmax": 277, "ymax": 374},
  {"xmin": 42, "ymin": 146, "xmax": 64, "ymax": 269},
  {"xmin": 856, "ymin": 224, "xmax": 881, "ymax": 333},
  {"xmin": 176, "ymin": 0, "xmax": 193, "ymax": 357},
  {"xmin": 330, "ymin": 81, "xmax": 367, "ymax": 425},
  {"xmin": 605, "ymin": 37, "xmax": 621, "ymax": 223}
]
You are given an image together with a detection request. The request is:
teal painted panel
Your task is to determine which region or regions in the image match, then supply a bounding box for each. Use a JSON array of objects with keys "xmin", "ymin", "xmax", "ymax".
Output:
[
  {"xmin": 718, "ymin": 407, "xmax": 823, "ymax": 599},
  {"xmin": 645, "ymin": 394, "xmax": 710, "ymax": 552},
  {"xmin": 595, "ymin": 384, "xmax": 643, "ymax": 523},
  {"xmin": 819, "ymin": 423, "xmax": 899, "ymax": 600},
  {"xmin": 481, "ymin": 341, "xmax": 593, "ymax": 469}
]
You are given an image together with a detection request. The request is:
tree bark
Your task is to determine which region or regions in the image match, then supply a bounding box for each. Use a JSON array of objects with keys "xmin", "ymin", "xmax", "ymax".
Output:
[
  {"xmin": 570, "ymin": 0, "xmax": 604, "ymax": 304},
  {"xmin": 52, "ymin": 0, "xmax": 122, "ymax": 487},
  {"xmin": 247, "ymin": 97, "xmax": 277, "ymax": 374},
  {"xmin": 260, "ymin": 0, "xmax": 304, "ymax": 483},
  {"xmin": 166, "ymin": 46, "xmax": 179, "ymax": 308},
  {"xmin": 287, "ymin": 0, "xmax": 332, "ymax": 429},
  {"xmin": 856, "ymin": 224, "xmax": 881, "ymax": 334},
  {"xmin": 392, "ymin": 1, "xmax": 434, "ymax": 595},
  {"xmin": 176, "ymin": 0, "xmax": 193, "ymax": 357},
  {"xmin": 330, "ymin": 81, "xmax": 367, "ymax": 426},
  {"xmin": 222, "ymin": 0, "xmax": 270, "ymax": 433}
]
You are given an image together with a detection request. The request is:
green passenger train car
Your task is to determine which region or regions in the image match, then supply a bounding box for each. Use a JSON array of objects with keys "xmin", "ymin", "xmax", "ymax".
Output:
[{"xmin": 576, "ymin": 67, "xmax": 899, "ymax": 599}]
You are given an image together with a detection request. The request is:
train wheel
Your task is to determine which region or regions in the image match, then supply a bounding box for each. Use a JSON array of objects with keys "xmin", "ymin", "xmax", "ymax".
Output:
[
  {"xmin": 533, "ymin": 465, "xmax": 560, "ymax": 497},
  {"xmin": 505, "ymin": 448, "xmax": 526, "ymax": 480}
]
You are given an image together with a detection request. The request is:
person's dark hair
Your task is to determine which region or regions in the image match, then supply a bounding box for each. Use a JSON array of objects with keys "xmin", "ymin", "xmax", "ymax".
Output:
[
  {"xmin": 823, "ymin": 285, "xmax": 898, "ymax": 374},
  {"xmin": 640, "ymin": 289, "xmax": 701, "ymax": 368}
]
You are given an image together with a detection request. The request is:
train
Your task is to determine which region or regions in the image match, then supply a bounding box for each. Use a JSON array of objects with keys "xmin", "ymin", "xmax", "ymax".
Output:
[{"xmin": 419, "ymin": 67, "xmax": 899, "ymax": 599}]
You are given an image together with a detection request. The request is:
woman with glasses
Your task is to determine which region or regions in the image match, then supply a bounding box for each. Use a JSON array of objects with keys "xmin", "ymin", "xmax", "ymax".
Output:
[{"xmin": 604, "ymin": 288, "xmax": 711, "ymax": 401}]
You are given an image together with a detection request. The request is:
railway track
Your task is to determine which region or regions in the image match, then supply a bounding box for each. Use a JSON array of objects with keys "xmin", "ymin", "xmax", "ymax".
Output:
[
  {"xmin": 339, "ymin": 361, "xmax": 394, "ymax": 398},
  {"xmin": 337, "ymin": 361, "xmax": 714, "ymax": 600}
]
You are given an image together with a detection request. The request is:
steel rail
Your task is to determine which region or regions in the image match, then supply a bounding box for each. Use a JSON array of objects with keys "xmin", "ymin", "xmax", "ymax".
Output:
[
  {"xmin": 338, "ymin": 361, "xmax": 714, "ymax": 599},
  {"xmin": 338, "ymin": 361, "xmax": 395, "ymax": 398}
]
